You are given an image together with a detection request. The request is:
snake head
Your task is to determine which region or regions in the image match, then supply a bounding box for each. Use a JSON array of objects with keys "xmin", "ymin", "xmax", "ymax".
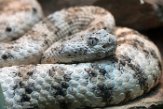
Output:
[
  {"xmin": 0, "ymin": 16, "xmax": 24, "ymax": 42},
  {"xmin": 0, "ymin": 19, "xmax": 12, "ymax": 41},
  {"xmin": 0, "ymin": 1, "xmax": 43, "ymax": 42},
  {"xmin": 41, "ymin": 29, "xmax": 117, "ymax": 64},
  {"xmin": 86, "ymin": 29, "xmax": 116, "ymax": 47}
]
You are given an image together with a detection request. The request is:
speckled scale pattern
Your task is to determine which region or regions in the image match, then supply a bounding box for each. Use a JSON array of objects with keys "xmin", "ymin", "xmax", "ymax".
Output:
[
  {"xmin": 41, "ymin": 29, "xmax": 117, "ymax": 64},
  {"xmin": 0, "ymin": 0, "xmax": 43, "ymax": 42},
  {"xmin": 0, "ymin": 5, "xmax": 162, "ymax": 109},
  {"xmin": 0, "ymin": 6, "xmax": 115, "ymax": 67}
]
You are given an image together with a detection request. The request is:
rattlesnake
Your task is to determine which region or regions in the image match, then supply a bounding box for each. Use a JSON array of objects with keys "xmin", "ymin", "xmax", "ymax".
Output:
[
  {"xmin": 0, "ymin": 0, "xmax": 43, "ymax": 42},
  {"xmin": 0, "ymin": 0, "xmax": 162, "ymax": 109}
]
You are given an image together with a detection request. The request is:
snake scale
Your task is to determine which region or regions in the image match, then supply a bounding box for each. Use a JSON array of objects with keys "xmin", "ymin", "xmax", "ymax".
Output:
[{"xmin": 0, "ymin": 0, "xmax": 162, "ymax": 109}]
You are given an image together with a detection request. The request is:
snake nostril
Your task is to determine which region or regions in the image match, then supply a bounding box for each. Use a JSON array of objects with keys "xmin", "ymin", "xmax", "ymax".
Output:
[
  {"xmin": 102, "ymin": 43, "xmax": 110, "ymax": 48},
  {"xmin": 32, "ymin": 7, "xmax": 37, "ymax": 13},
  {"xmin": 5, "ymin": 27, "xmax": 12, "ymax": 32},
  {"xmin": 103, "ymin": 27, "xmax": 107, "ymax": 30}
]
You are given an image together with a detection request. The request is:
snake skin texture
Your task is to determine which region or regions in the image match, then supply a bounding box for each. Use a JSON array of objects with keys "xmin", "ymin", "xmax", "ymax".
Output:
[
  {"xmin": 0, "ymin": 6, "xmax": 115, "ymax": 67},
  {"xmin": 0, "ymin": 0, "xmax": 43, "ymax": 42},
  {"xmin": 0, "ymin": 4, "xmax": 162, "ymax": 109}
]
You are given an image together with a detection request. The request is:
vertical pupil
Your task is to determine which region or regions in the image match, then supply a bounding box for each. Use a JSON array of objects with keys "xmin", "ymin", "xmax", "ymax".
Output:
[
  {"xmin": 88, "ymin": 37, "xmax": 98, "ymax": 46},
  {"xmin": 92, "ymin": 39, "xmax": 95, "ymax": 45}
]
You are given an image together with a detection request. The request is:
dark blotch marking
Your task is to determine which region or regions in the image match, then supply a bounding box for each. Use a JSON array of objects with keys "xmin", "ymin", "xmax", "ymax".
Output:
[
  {"xmin": 19, "ymin": 81, "xmax": 25, "ymax": 87},
  {"xmin": 55, "ymin": 31, "xmax": 59, "ymax": 35},
  {"xmin": 128, "ymin": 63, "xmax": 148, "ymax": 92},
  {"xmin": 43, "ymin": 33, "xmax": 48, "ymax": 37},
  {"xmin": 13, "ymin": 85, "xmax": 18, "ymax": 90},
  {"xmin": 61, "ymin": 81, "xmax": 69, "ymax": 88},
  {"xmin": 103, "ymin": 27, "xmax": 107, "ymax": 30},
  {"xmin": 48, "ymin": 70, "xmax": 54, "ymax": 77},
  {"xmin": 119, "ymin": 55, "xmax": 131, "ymax": 66},
  {"xmin": 74, "ymin": 51, "xmax": 78, "ymax": 54},
  {"xmin": 120, "ymin": 55, "xmax": 131, "ymax": 63},
  {"xmin": 132, "ymin": 42, "xmax": 138, "ymax": 49},
  {"xmin": 95, "ymin": 82, "xmax": 112, "ymax": 103},
  {"xmin": 149, "ymin": 49, "xmax": 158, "ymax": 59},
  {"xmin": 1, "ymin": 53, "xmax": 14, "ymax": 60},
  {"xmin": 44, "ymin": 40, "xmax": 49, "ymax": 45},
  {"xmin": 68, "ymin": 31, "xmax": 72, "ymax": 36},
  {"xmin": 5, "ymin": 27, "xmax": 12, "ymax": 32},
  {"xmin": 89, "ymin": 70, "xmax": 97, "ymax": 77},
  {"xmin": 21, "ymin": 94, "xmax": 30, "ymax": 102},
  {"xmin": 99, "ymin": 68, "xmax": 107, "ymax": 75},
  {"xmin": 48, "ymin": 67, "xmax": 56, "ymax": 77},
  {"xmin": 130, "ymin": 39, "xmax": 144, "ymax": 49},
  {"xmin": 63, "ymin": 74, "xmax": 71, "ymax": 81},
  {"xmin": 1, "ymin": 54, "xmax": 8, "ymax": 60},
  {"xmin": 68, "ymin": 21, "xmax": 73, "ymax": 25},
  {"xmin": 118, "ymin": 36, "xmax": 144, "ymax": 50},
  {"xmin": 119, "ymin": 59, "xmax": 126, "ymax": 66},
  {"xmin": 85, "ymin": 67, "xmax": 97, "ymax": 78},
  {"xmin": 134, "ymin": 39, "xmax": 144, "ymax": 47},
  {"xmin": 18, "ymin": 72, "xmax": 23, "ymax": 77},
  {"xmin": 11, "ymin": 37, "xmax": 18, "ymax": 41},
  {"xmin": 27, "ymin": 71, "xmax": 33, "ymax": 76},
  {"xmin": 117, "ymin": 30, "xmax": 141, "ymax": 38},
  {"xmin": 117, "ymin": 31, "xmax": 132, "ymax": 38},
  {"xmin": 119, "ymin": 55, "xmax": 148, "ymax": 92},
  {"xmin": 52, "ymin": 84, "xmax": 66, "ymax": 96},
  {"xmin": 158, "ymin": 61, "xmax": 162, "ymax": 72},
  {"xmin": 32, "ymin": 7, "xmax": 37, "ymax": 13},
  {"xmin": 25, "ymin": 87, "xmax": 33, "ymax": 94},
  {"xmin": 143, "ymin": 49, "xmax": 150, "ymax": 57}
]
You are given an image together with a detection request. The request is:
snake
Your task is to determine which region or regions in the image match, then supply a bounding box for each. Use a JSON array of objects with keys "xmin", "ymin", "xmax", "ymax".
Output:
[
  {"xmin": 0, "ymin": 0, "xmax": 43, "ymax": 42},
  {"xmin": 0, "ymin": 0, "xmax": 162, "ymax": 109}
]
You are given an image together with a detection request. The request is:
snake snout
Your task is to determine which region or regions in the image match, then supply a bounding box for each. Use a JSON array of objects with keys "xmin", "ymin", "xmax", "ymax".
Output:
[{"xmin": 86, "ymin": 29, "xmax": 116, "ymax": 48}]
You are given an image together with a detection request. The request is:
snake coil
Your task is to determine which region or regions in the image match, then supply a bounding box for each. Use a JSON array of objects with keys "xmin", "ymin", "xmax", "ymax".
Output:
[{"xmin": 0, "ymin": 0, "xmax": 162, "ymax": 109}]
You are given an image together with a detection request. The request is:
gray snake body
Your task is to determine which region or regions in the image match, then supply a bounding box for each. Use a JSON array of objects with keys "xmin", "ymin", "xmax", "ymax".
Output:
[{"xmin": 0, "ymin": 1, "xmax": 162, "ymax": 109}]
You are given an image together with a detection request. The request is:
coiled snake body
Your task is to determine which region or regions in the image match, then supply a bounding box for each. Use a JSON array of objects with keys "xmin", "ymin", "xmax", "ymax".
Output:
[{"xmin": 0, "ymin": 0, "xmax": 162, "ymax": 109}]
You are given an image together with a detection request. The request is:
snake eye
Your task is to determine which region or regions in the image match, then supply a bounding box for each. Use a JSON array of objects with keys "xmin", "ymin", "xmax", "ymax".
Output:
[
  {"xmin": 87, "ymin": 37, "xmax": 99, "ymax": 46},
  {"xmin": 5, "ymin": 27, "xmax": 12, "ymax": 32}
]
